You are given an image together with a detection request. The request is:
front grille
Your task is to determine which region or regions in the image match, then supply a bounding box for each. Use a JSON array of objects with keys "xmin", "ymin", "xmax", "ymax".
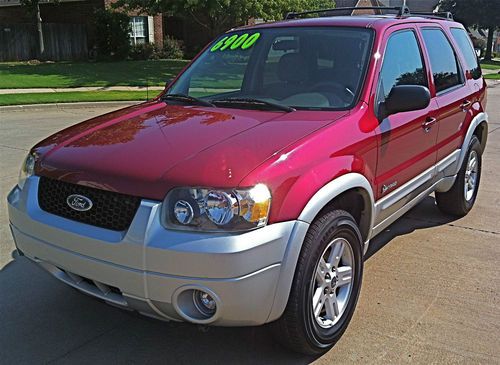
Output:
[{"xmin": 38, "ymin": 176, "xmax": 141, "ymax": 231}]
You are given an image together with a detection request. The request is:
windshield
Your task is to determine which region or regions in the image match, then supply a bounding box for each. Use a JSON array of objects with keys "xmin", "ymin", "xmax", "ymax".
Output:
[{"xmin": 167, "ymin": 26, "xmax": 374, "ymax": 111}]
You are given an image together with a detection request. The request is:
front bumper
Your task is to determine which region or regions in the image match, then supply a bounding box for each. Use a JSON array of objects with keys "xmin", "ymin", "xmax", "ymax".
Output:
[{"xmin": 8, "ymin": 177, "xmax": 309, "ymax": 326}]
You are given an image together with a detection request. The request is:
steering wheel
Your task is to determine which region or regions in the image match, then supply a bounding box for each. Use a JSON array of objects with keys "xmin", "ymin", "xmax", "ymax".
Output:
[{"xmin": 308, "ymin": 81, "xmax": 354, "ymax": 105}]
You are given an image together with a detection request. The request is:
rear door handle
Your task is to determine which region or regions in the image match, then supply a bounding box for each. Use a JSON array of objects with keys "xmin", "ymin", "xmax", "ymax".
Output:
[
  {"xmin": 461, "ymin": 100, "xmax": 472, "ymax": 111},
  {"xmin": 422, "ymin": 117, "xmax": 437, "ymax": 133}
]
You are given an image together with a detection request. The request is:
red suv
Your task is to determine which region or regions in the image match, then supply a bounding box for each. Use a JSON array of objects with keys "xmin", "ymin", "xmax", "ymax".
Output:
[{"xmin": 8, "ymin": 5, "xmax": 488, "ymax": 355}]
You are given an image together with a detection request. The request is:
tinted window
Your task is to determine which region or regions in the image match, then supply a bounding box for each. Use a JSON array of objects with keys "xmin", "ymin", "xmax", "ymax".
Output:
[
  {"xmin": 262, "ymin": 36, "xmax": 300, "ymax": 88},
  {"xmin": 422, "ymin": 28, "xmax": 463, "ymax": 93},
  {"xmin": 169, "ymin": 27, "xmax": 374, "ymax": 110},
  {"xmin": 187, "ymin": 50, "xmax": 250, "ymax": 96},
  {"xmin": 450, "ymin": 28, "xmax": 481, "ymax": 80},
  {"xmin": 378, "ymin": 30, "xmax": 427, "ymax": 100},
  {"xmin": 261, "ymin": 29, "xmax": 373, "ymax": 108}
]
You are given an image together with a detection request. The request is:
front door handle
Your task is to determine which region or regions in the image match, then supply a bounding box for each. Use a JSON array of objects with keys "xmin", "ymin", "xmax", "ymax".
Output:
[
  {"xmin": 422, "ymin": 117, "xmax": 437, "ymax": 133},
  {"xmin": 461, "ymin": 100, "xmax": 472, "ymax": 111}
]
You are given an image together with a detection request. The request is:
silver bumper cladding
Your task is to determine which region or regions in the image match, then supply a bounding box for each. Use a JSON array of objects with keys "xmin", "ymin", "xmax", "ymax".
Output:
[{"xmin": 8, "ymin": 177, "xmax": 308, "ymax": 326}]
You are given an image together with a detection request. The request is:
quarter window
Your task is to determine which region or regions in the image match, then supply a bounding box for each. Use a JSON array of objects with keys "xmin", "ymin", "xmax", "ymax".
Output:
[
  {"xmin": 450, "ymin": 28, "xmax": 481, "ymax": 80},
  {"xmin": 378, "ymin": 30, "xmax": 427, "ymax": 101},
  {"xmin": 421, "ymin": 28, "xmax": 463, "ymax": 93}
]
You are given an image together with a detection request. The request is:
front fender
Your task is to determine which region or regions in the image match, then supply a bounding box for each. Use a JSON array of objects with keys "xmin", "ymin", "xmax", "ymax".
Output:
[{"xmin": 266, "ymin": 171, "xmax": 375, "ymax": 323}]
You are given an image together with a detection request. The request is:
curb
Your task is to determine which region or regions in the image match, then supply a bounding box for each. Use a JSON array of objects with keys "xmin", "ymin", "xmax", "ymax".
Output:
[{"xmin": 0, "ymin": 100, "xmax": 143, "ymax": 111}]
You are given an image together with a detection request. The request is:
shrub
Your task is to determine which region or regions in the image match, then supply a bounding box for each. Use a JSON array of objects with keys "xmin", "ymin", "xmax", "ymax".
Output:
[
  {"xmin": 129, "ymin": 43, "xmax": 157, "ymax": 60},
  {"xmin": 94, "ymin": 9, "xmax": 131, "ymax": 61},
  {"xmin": 159, "ymin": 36, "xmax": 185, "ymax": 59}
]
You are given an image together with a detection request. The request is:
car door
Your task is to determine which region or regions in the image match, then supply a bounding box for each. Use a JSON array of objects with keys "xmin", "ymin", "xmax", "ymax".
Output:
[
  {"xmin": 418, "ymin": 26, "xmax": 471, "ymax": 164},
  {"xmin": 372, "ymin": 26, "xmax": 439, "ymax": 225}
]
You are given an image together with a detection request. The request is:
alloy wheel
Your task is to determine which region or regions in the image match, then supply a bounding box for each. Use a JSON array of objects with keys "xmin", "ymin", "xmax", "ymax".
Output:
[
  {"xmin": 311, "ymin": 237, "xmax": 354, "ymax": 328},
  {"xmin": 464, "ymin": 150, "xmax": 479, "ymax": 202}
]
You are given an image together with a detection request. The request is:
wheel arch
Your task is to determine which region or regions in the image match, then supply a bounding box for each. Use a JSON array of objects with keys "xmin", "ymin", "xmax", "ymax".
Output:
[
  {"xmin": 455, "ymin": 112, "xmax": 488, "ymax": 175},
  {"xmin": 473, "ymin": 119, "xmax": 488, "ymax": 153},
  {"xmin": 297, "ymin": 173, "xmax": 375, "ymax": 245}
]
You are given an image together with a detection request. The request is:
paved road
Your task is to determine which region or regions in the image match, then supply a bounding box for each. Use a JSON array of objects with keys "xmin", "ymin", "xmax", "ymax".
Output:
[{"xmin": 1, "ymin": 94, "xmax": 499, "ymax": 364}]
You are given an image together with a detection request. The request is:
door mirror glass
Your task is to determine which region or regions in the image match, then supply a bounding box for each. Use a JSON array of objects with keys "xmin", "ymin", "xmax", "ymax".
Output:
[{"xmin": 379, "ymin": 85, "xmax": 430, "ymax": 120}]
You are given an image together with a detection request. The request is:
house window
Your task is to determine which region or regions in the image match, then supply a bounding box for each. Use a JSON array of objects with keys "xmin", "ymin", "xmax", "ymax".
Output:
[{"xmin": 130, "ymin": 16, "xmax": 148, "ymax": 45}]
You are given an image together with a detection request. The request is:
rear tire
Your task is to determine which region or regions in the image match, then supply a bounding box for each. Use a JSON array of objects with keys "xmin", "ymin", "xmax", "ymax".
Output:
[
  {"xmin": 271, "ymin": 210, "xmax": 363, "ymax": 355},
  {"xmin": 436, "ymin": 136, "xmax": 482, "ymax": 216}
]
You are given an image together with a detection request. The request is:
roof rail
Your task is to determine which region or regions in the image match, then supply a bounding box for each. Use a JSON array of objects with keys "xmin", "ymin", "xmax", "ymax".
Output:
[
  {"xmin": 410, "ymin": 11, "xmax": 454, "ymax": 20},
  {"xmin": 284, "ymin": 5, "xmax": 410, "ymax": 20}
]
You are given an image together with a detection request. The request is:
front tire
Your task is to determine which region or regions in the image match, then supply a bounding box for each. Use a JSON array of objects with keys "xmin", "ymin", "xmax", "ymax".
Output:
[
  {"xmin": 436, "ymin": 136, "xmax": 482, "ymax": 216},
  {"xmin": 271, "ymin": 210, "xmax": 364, "ymax": 355}
]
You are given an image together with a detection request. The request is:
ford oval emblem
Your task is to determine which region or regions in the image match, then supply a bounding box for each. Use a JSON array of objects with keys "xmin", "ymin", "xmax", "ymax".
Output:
[{"xmin": 66, "ymin": 194, "xmax": 93, "ymax": 212}]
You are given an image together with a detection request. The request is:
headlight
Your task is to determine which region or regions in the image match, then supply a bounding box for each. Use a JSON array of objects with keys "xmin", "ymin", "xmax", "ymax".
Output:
[
  {"xmin": 18, "ymin": 152, "xmax": 37, "ymax": 190},
  {"xmin": 163, "ymin": 184, "xmax": 271, "ymax": 232}
]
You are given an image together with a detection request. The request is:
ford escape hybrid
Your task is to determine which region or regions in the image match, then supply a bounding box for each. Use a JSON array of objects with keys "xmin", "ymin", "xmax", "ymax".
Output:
[{"xmin": 8, "ymin": 4, "xmax": 488, "ymax": 354}]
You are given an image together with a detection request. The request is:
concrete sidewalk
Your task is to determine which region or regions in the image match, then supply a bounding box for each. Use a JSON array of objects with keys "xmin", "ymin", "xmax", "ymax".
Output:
[{"xmin": 0, "ymin": 86, "xmax": 165, "ymax": 94}]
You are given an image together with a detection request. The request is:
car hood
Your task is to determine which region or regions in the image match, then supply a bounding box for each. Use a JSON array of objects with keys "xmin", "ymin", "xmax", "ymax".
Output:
[{"xmin": 35, "ymin": 101, "xmax": 347, "ymax": 200}]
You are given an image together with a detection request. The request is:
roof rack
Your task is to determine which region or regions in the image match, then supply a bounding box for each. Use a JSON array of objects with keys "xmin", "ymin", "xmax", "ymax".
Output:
[
  {"xmin": 284, "ymin": 2, "xmax": 454, "ymax": 22},
  {"xmin": 410, "ymin": 11, "xmax": 454, "ymax": 20},
  {"xmin": 285, "ymin": 5, "xmax": 410, "ymax": 20}
]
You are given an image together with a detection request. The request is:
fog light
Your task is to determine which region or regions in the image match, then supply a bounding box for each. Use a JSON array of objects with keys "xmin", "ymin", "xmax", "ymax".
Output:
[
  {"xmin": 174, "ymin": 200, "xmax": 194, "ymax": 225},
  {"xmin": 193, "ymin": 290, "xmax": 216, "ymax": 317}
]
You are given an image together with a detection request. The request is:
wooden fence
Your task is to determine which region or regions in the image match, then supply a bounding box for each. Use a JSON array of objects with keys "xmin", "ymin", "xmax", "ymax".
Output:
[{"xmin": 0, "ymin": 23, "xmax": 88, "ymax": 61}]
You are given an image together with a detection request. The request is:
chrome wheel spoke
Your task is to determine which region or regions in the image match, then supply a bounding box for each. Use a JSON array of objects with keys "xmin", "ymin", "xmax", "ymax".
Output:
[
  {"xmin": 470, "ymin": 158, "xmax": 477, "ymax": 172},
  {"xmin": 328, "ymin": 240, "xmax": 344, "ymax": 268},
  {"xmin": 313, "ymin": 288, "xmax": 325, "ymax": 317},
  {"xmin": 336, "ymin": 266, "xmax": 353, "ymax": 287},
  {"xmin": 325, "ymin": 295, "xmax": 339, "ymax": 319},
  {"xmin": 316, "ymin": 264, "xmax": 325, "ymax": 284}
]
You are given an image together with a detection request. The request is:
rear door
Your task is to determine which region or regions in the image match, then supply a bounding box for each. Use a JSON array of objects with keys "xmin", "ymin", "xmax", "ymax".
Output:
[
  {"xmin": 418, "ymin": 26, "xmax": 471, "ymax": 163},
  {"xmin": 373, "ymin": 26, "xmax": 439, "ymax": 205}
]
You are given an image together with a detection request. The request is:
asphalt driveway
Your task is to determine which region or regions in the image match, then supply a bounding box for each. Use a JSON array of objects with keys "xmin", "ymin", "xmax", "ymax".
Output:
[{"xmin": 1, "ymin": 92, "xmax": 499, "ymax": 364}]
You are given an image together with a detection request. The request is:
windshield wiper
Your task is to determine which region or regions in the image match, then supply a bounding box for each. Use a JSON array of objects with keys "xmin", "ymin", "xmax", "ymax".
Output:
[
  {"xmin": 212, "ymin": 97, "xmax": 295, "ymax": 112},
  {"xmin": 161, "ymin": 93, "xmax": 215, "ymax": 107}
]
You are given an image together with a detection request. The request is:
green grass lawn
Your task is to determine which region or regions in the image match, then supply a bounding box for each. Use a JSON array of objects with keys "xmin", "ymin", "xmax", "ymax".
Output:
[
  {"xmin": 0, "ymin": 90, "xmax": 157, "ymax": 106},
  {"xmin": 480, "ymin": 60, "xmax": 500, "ymax": 79},
  {"xmin": 0, "ymin": 60, "xmax": 189, "ymax": 89}
]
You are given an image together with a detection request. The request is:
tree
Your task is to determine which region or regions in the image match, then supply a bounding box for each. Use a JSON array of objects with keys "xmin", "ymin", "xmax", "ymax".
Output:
[
  {"xmin": 20, "ymin": 0, "xmax": 57, "ymax": 59},
  {"xmin": 94, "ymin": 9, "xmax": 131, "ymax": 60},
  {"xmin": 113, "ymin": 0, "xmax": 335, "ymax": 39},
  {"xmin": 438, "ymin": 0, "xmax": 500, "ymax": 60}
]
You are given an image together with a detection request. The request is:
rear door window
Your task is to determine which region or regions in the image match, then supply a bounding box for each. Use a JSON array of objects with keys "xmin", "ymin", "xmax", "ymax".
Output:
[
  {"xmin": 421, "ymin": 28, "xmax": 464, "ymax": 93},
  {"xmin": 450, "ymin": 28, "xmax": 481, "ymax": 80}
]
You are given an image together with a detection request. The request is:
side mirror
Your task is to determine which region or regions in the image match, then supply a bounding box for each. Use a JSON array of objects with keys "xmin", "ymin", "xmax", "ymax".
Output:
[
  {"xmin": 165, "ymin": 79, "xmax": 172, "ymax": 89},
  {"xmin": 378, "ymin": 85, "xmax": 431, "ymax": 120}
]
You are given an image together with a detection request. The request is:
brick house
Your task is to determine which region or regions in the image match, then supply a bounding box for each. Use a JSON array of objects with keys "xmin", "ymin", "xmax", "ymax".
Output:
[{"xmin": 0, "ymin": 0, "xmax": 164, "ymax": 61}]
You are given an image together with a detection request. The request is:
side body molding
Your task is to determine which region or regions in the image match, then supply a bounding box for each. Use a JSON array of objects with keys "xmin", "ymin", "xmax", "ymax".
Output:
[{"xmin": 267, "ymin": 173, "xmax": 375, "ymax": 322}]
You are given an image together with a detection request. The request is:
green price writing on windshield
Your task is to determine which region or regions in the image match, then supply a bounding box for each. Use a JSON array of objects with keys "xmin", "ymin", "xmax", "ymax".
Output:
[{"xmin": 210, "ymin": 33, "xmax": 261, "ymax": 52}]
